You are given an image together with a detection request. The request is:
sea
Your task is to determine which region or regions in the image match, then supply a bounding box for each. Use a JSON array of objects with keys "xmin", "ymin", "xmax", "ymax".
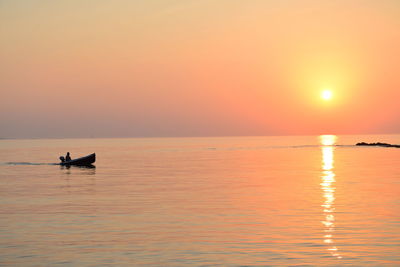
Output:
[{"xmin": 0, "ymin": 135, "xmax": 399, "ymax": 266}]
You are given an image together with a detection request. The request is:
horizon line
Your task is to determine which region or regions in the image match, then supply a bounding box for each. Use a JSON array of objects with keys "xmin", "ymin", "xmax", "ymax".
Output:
[{"xmin": 1, "ymin": 132, "xmax": 399, "ymax": 140}]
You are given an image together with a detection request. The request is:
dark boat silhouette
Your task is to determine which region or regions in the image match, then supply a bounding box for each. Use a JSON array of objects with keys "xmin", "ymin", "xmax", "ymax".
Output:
[{"xmin": 60, "ymin": 153, "xmax": 96, "ymax": 166}]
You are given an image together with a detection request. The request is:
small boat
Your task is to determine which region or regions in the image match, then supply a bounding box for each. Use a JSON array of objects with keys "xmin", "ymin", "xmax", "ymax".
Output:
[{"xmin": 60, "ymin": 153, "xmax": 96, "ymax": 166}]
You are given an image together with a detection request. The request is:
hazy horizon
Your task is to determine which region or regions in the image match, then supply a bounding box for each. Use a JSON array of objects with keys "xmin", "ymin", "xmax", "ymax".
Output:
[
  {"xmin": 1, "ymin": 133, "xmax": 400, "ymax": 141},
  {"xmin": 1, "ymin": 0, "xmax": 399, "ymax": 138}
]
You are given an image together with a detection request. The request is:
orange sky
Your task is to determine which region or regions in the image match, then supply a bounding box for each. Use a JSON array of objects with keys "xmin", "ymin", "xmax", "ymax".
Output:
[{"xmin": 1, "ymin": 0, "xmax": 399, "ymax": 138}]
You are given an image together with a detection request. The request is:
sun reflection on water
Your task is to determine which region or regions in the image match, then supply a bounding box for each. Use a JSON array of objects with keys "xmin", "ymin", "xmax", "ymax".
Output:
[{"xmin": 320, "ymin": 135, "xmax": 342, "ymax": 259}]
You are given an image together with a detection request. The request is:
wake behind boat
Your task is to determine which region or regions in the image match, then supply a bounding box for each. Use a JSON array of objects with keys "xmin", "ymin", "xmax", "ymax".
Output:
[{"xmin": 60, "ymin": 153, "xmax": 96, "ymax": 166}]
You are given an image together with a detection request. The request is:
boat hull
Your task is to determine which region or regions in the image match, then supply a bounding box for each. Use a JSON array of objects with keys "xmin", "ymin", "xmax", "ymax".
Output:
[{"xmin": 60, "ymin": 153, "xmax": 96, "ymax": 166}]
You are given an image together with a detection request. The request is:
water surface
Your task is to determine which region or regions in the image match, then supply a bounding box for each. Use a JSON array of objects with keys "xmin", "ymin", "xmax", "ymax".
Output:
[{"xmin": 0, "ymin": 135, "xmax": 399, "ymax": 266}]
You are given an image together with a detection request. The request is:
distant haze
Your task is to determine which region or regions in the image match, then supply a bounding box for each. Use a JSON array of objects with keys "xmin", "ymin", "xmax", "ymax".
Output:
[{"xmin": 1, "ymin": 0, "xmax": 399, "ymax": 138}]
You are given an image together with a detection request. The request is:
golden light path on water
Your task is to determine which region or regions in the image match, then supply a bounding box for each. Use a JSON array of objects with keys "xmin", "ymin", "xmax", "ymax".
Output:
[{"xmin": 320, "ymin": 135, "xmax": 342, "ymax": 259}]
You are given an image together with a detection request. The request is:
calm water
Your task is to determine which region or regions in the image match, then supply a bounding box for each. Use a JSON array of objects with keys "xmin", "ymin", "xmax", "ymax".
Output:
[{"xmin": 0, "ymin": 135, "xmax": 399, "ymax": 266}]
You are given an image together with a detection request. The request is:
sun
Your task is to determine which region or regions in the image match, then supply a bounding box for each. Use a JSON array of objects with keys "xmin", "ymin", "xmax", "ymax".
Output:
[{"xmin": 321, "ymin": 89, "xmax": 333, "ymax": 101}]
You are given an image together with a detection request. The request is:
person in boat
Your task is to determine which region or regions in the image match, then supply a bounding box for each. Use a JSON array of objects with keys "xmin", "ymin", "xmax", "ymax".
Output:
[
  {"xmin": 59, "ymin": 156, "xmax": 65, "ymax": 163},
  {"xmin": 65, "ymin": 152, "xmax": 71, "ymax": 162}
]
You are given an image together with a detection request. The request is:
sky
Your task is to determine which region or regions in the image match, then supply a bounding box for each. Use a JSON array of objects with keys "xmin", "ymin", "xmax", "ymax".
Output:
[{"xmin": 1, "ymin": 0, "xmax": 399, "ymax": 138}]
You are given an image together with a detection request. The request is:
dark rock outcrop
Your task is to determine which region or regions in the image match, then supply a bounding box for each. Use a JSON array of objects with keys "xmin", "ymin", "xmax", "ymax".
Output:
[{"xmin": 356, "ymin": 142, "xmax": 400, "ymax": 148}]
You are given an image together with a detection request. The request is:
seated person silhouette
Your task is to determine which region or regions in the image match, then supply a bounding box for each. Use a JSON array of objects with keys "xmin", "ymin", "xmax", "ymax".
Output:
[
  {"xmin": 59, "ymin": 156, "xmax": 65, "ymax": 163},
  {"xmin": 65, "ymin": 152, "xmax": 71, "ymax": 162}
]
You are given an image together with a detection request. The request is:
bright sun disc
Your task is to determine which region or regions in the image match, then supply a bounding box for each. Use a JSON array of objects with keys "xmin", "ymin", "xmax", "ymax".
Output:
[{"xmin": 321, "ymin": 90, "xmax": 333, "ymax": 101}]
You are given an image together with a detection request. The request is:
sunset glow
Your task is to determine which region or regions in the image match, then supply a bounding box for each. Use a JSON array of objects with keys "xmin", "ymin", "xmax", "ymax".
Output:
[
  {"xmin": 0, "ymin": 1, "xmax": 399, "ymax": 265},
  {"xmin": 0, "ymin": 1, "xmax": 399, "ymax": 138}
]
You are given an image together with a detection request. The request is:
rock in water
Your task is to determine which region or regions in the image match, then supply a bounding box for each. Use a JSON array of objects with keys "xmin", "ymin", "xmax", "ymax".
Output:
[{"xmin": 356, "ymin": 142, "xmax": 400, "ymax": 148}]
